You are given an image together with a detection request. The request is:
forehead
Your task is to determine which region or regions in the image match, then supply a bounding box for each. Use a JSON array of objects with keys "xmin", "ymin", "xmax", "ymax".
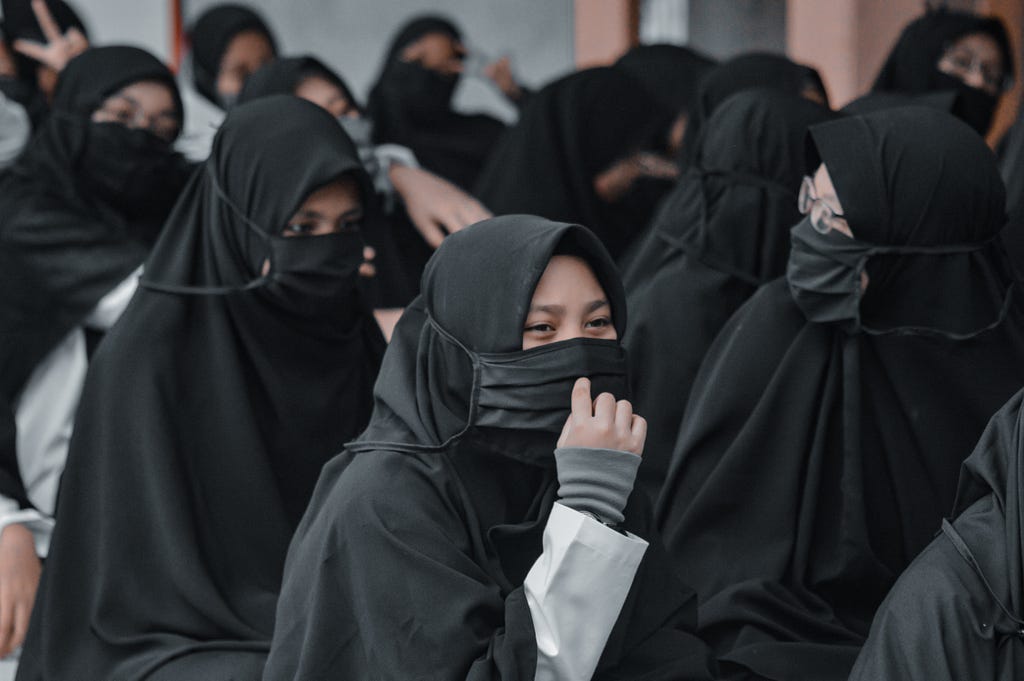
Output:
[
  {"xmin": 107, "ymin": 79, "xmax": 177, "ymax": 111},
  {"xmin": 222, "ymin": 29, "xmax": 274, "ymax": 64},
  {"xmin": 295, "ymin": 75, "xmax": 347, "ymax": 100},
  {"xmin": 947, "ymin": 32, "xmax": 1003, "ymax": 62}
]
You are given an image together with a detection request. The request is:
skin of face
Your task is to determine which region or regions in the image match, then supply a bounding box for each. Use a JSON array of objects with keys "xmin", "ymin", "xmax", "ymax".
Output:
[
  {"xmin": 215, "ymin": 29, "xmax": 275, "ymax": 101},
  {"xmin": 399, "ymin": 32, "xmax": 465, "ymax": 76},
  {"xmin": 90, "ymin": 79, "xmax": 181, "ymax": 142},
  {"xmin": 814, "ymin": 163, "xmax": 869, "ymax": 290},
  {"xmin": 283, "ymin": 175, "xmax": 364, "ymax": 238},
  {"xmin": 938, "ymin": 31, "xmax": 1005, "ymax": 96},
  {"xmin": 522, "ymin": 255, "xmax": 617, "ymax": 350},
  {"xmin": 294, "ymin": 75, "xmax": 358, "ymax": 119}
]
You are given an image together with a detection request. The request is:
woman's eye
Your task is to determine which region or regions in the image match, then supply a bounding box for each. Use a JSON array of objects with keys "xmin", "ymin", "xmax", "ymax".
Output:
[
  {"xmin": 525, "ymin": 323, "xmax": 555, "ymax": 333},
  {"xmin": 285, "ymin": 222, "xmax": 314, "ymax": 235},
  {"xmin": 338, "ymin": 219, "xmax": 363, "ymax": 234},
  {"xmin": 586, "ymin": 317, "xmax": 612, "ymax": 329}
]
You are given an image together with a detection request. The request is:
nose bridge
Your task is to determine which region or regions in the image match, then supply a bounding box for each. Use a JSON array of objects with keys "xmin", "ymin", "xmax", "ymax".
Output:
[{"xmin": 962, "ymin": 64, "xmax": 988, "ymax": 90}]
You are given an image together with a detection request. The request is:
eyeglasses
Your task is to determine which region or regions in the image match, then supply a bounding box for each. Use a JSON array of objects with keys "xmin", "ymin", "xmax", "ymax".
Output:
[
  {"xmin": 938, "ymin": 48, "xmax": 1007, "ymax": 94},
  {"xmin": 798, "ymin": 175, "xmax": 846, "ymax": 234},
  {"xmin": 93, "ymin": 94, "xmax": 180, "ymax": 143}
]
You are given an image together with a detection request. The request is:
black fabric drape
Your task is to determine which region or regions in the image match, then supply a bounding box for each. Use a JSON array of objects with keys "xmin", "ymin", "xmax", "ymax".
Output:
[
  {"xmin": 0, "ymin": 46, "xmax": 188, "ymax": 510},
  {"xmin": 655, "ymin": 107, "xmax": 1024, "ymax": 681},
  {"xmin": 15, "ymin": 96, "xmax": 385, "ymax": 681},
  {"xmin": 849, "ymin": 387, "xmax": 1024, "ymax": 680},
  {"xmin": 613, "ymin": 43, "xmax": 716, "ymax": 116},
  {"xmin": 188, "ymin": 3, "xmax": 276, "ymax": 108},
  {"xmin": 367, "ymin": 15, "xmax": 505, "ymax": 190},
  {"xmin": 263, "ymin": 215, "xmax": 715, "ymax": 681},
  {"xmin": 474, "ymin": 67, "xmax": 676, "ymax": 260},
  {"xmin": 872, "ymin": 8, "xmax": 1013, "ymax": 134},
  {"xmin": 677, "ymin": 52, "xmax": 828, "ymax": 168},
  {"xmin": 621, "ymin": 89, "xmax": 836, "ymax": 502}
]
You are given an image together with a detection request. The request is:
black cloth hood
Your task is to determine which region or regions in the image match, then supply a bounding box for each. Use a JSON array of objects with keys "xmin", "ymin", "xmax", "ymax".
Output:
[
  {"xmin": 16, "ymin": 95, "xmax": 385, "ymax": 681},
  {"xmin": 656, "ymin": 105, "xmax": 1024, "ymax": 680},
  {"xmin": 188, "ymin": 3, "xmax": 277, "ymax": 107},
  {"xmin": 621, "ymin": 89, "xmax": 837, "ymax": 500},
  {"xmin": 474, "ymin": 67, "xmax": 676, "ymax": 259},
  {"xmin": 678, "ymin": 52, "xmax": 828, "ymax": 167},
  {"xmin": 613, "ymin": 43, "xmax": 716, "ymax": 114},
  {"xmin": 354, "ymin": 215, "xmax": 627, "ymax": 454},
  {"xmin": 238, "ymin": 54, "xmax": 359, "ymax": 110}
]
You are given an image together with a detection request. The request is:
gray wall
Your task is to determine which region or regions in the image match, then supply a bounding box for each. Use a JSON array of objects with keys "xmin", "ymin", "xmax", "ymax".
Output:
[
  {"xmin": 687, "ymin": 0, "xmax": 786, "ymax": 59},
  {"xmin": 69, "ymin": 0, "xmax": 576, "ymax": 123}
]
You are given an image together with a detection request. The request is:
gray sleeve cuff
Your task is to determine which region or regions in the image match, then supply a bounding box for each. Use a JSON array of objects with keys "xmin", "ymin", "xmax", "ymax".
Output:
[{"xmin": 554, "ymin": 447, "xmax": 641, "ymax": 525}]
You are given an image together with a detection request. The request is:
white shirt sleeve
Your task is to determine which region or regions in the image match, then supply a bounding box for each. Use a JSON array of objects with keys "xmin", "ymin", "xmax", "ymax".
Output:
[{"xmin": 524, "ymin": 501, "xmax": 648, "ymax": 681}]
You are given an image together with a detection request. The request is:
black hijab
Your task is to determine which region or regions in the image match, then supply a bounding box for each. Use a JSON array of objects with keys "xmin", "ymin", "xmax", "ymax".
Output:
[
  {"xmin": 188, "ymin": 3, "xmax": 277, "ymax": 108},
  {"xmin": 0, "ymin": 0, "xmax": 86, "ymax": 124},
  {"xmin": 475, "ymin": 67, "xmax": 676, "ymax": 260},
  {"xmin": 366, "ymin": 14, "xmax": 505, "ymax": 190},
  {"xmin": 621, "ymin": 89, "xmax": 837, "ymax": 502},
  {"xmin": 16, "ymin": 96, "xmax": 385, "ymax": 681},
  {"xmin": 613, "ymin": 43, "xmax": 716, "ymax": 115},
  {"xmin": 872, "ymin": 9, "xmax": 1013, "ymax": 135},
  {"xmin": 237, "ymin": 54, "xmax": 358, "ymax": 110},
  {"xmin": 263, "ymin": 215, "xmax": 715, "ymax": 681},
  {"xmin": 656, "ymin": 107, "xmax": 1024, "ymax": 681},
  {"xmin": 679, "ymin": 52, "xmax": 828, "ymax": 167},
  {"xmin": 0, "ymin": 45, "xmax": 188, "ymax": 508},
  {"xmin": 848, "ymin": 387, "xmax": 1024, "ymax": 680}
]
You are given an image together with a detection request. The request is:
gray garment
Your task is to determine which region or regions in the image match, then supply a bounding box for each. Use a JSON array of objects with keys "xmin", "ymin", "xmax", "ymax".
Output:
[
  {"xmin": 554, "ymin": 446, "xmax": 641, "ymax": 524},
  {"xmin": 0, "ymin": 92, "xmax": 30, "ymax": 168}
]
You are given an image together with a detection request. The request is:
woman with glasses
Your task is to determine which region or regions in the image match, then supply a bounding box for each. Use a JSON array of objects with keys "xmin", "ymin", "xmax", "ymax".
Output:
[
  {"xmin": 655, "ymin": 106, "xmax": 1024, "ymax": 681},
  {"xmin": 0, "ymin": 45, "xmax": 189, "ymax": 667},
  {"xmin": 873, "ymin": 8, "xmax": 1013, "ymax": 136}
]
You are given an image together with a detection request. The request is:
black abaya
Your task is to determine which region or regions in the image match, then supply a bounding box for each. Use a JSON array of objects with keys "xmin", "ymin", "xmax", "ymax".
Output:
[
  {"xmin": 15, "ymin": 96, "xmax": 385, "ymax": 681},
  {"xmin": 621, "ymin": 89, "xmax": 837, "ymax": 502},
  {"xmin": 263, "ymin": 215, "xmax": 715, "ymax": 681},
  {"xmin": 656, "ymin": 107, "xmax": 1024, "ymax": 681}
]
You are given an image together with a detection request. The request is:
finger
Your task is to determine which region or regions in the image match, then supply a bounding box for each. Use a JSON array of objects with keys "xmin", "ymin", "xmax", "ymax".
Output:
[
  {"xmin": 0, "ymin": 595, "xmax": 12, "ymax": 658},
  {"xmin": 629, "ymin": 415, "xmax": 648, "ymax": 456},
  {"xmin": 32, "ymin": 0, "xmax": 64, "ymax": 46},
  {"xmin": 11, "ymin": 601, "xmax": 28, "ymax": 653},
  {"xmin": 65, "ymin": 27, "xmax": 88, "ymax": 55},
  {"xmin": 411, "ymin": 215, "xmax": 446, "ymax": 248},
  {"xmin": 456, "ymin": 200, "xmax": 490, "ymax": 227},
  {"xmin": 556, "ymin": 413, "xmax": 572, "ymax": 449},
  {"xmin": 358, "ymin": 262, "xmax": 376, "ymax": 278},
  {"xmin": 362, "ymin": 245, "xmax": 376, "ymax": 262},
  {"xmin": 12, "ymin": 39, "xmax": 48, "ymax": 63},
  {"xmin": 570, "ymin": 377, "xmax": 592, "ymax": 418},
  {"xmin": 615, "ymin": 399, "xmax": 634, "ymax": 437},
  {"xmin": 593, "ymin": 392, "xmax": 616, "ymax": 424}
]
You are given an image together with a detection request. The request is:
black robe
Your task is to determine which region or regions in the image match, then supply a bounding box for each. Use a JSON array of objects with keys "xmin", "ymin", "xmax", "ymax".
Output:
[
  {"xmin": 15, "ymin": 96, "xmax": 385, "ymax": 681},
  {"xmin": 0, "ymin": 46, "xmax": 188, "ymax": 519},
  {"xmin": 263, "ymin": 215, "xmax": 715, "ymax": 681},
  {"xmin": 367, "ymin": 15, "xmax": 505, "ymax": 191},
  {"xmin": 849, "ymin": 387, "xmax": 1024, "ymax": 680},
  {"xmin": 188, "ymin": 3, "xmax": 277, "ymax": 108},
  {"xmin": 237, "ymin": 55, "xmax": 420, "ymax": 307},
  {"xmin": 656, "ymin": 107, "xmax": 1024, "ymax": 681},
  {"xmin": 474, "ymin": 67, "xmax": 676, "ymax": 260},
  {"xmin": 872, "ymin": 8, "xmax": 1013, "ymax": 135},
  {"xmin": 621, "ymin": 89, "xmax": 836, "ymax": 502}
]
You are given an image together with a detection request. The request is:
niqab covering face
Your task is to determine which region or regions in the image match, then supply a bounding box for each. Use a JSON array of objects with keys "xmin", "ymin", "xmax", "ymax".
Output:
[
  {"xmin": 872, "ymin": 9, "xmax": 1013, "ymax": 135},
  {"xmin": 262, "ymin": 215, "xmax": 716, "ymax": 681},
  {"xmin": 474, "ymin": 67, "xmax": 676, "ymax": 260},
  {"xmin": 16, "ymin": 96, "xmax": 385, "ymax": 681},
  {"xmin": 621, "ymin": 89, "xmax": 837, "ymax": 501},
  {"xmin": 366, "ymin": 15, "xmax": 505, "ymax": 190},
  {"xmin": 656, "ymin": 106, "xmax": 1024, "ymax": 681}
]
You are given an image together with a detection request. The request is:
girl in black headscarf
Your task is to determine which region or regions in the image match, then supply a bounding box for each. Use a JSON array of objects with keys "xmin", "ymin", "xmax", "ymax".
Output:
[
  {"xmin": 0, "ymin": 45, "xmax": 188, "ymax": 662},
  {"xmin": 15, "ymin": 96, "xmax": 385, "ymax": 681},
  {"xmin": 367, "ymin": 15, "xmax": 510, "ymax": 190},
  {"xmin": 177, "ymin": 3, "xmax": 277, "ymax": 161},
  {"xmin": 656, "ymin": 107, "xmax": 1024, "ymax": 681},
  {"xmin": 621, "ymin": 89, "xmax": 836, "ymax": 502},
  {"xmin": 677, "ymin": 52, "xmax": 828, "ymax": 168},
  {"xmin": 849, "ymin": 387, "xmax": 1024, "ymax": 680},
  {"xmin": 475, "ymin": 68, "xmax": 680, "ymax": 260},
  {"xmin": 263, "ymin": 215, "xmax": 715, "ymax": 681},
  {"xmin": 873, "ymin": 8, "xmax": 1013, "ymax": 136}
]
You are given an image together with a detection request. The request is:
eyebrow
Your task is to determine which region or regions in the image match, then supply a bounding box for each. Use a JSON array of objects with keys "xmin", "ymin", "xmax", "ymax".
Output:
[
  {"xmin": 528, "ymin": 299, "xmax": 610, "ymax": 315},
  {"xmin": 110, "ymin": 93, "xmax": 179, "ymax": 121}
]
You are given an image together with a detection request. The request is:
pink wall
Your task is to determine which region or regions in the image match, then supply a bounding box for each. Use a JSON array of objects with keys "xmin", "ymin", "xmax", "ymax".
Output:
[{"xmin": 574, "ymin": 0, "xmax": 638, "ymax": 68}]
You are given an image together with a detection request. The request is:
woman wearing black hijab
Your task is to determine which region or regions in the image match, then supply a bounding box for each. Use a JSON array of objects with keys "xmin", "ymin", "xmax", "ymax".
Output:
[
  {"xmin": 621, "ymin": 89, "xmax": 836, "ymax": 502},
  {"xmin": 15, "ymin": 96, "xmax": 385, "ymax": 681},
  {"xmin": 849, "ymin": 387, "xmax": 1024, "ymax": 680},
  {"xmin": 873, "ymin": 8, "xmax": 1013, "ymax": 136},
  {"xmin": 678, "ymin": 52, "xmax": 828, "ymax": 167},
  {"xmin": 656, "ymin": 107, "xmax": 1024, "ymax": 681},
  {"xmin": 263, "ymin": 215, "xmax": 715, "ymax": 681},
  {"xmin": 177, "ymin": 3, "xmax": 277, "ymax": 161},
  {"xmin": 367, "ymin": 15, "xmax": 510, "ymax": 190},
  {"xmin": 475, "ymin": 68, "xmax": 680, "ymax": 260},
  {"xmin": 0, "ymin": 45, "xmax": 187, "ymax": 662}
]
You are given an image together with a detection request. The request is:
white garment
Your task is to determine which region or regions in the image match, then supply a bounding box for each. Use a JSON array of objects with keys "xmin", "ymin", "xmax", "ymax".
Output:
[
  {"xmin": 0, "ymin": 92, "xmax": 30, "ymax": 169},
  {"xmin": 3, "ymin": 269, "xmax": 141, "ymax": 557},
  {"xmin": 174, "ymin": 66, "xmax": 225, "ymax": 163},
  {"xmin": 525, "ymin": 501, "xmax": 648, "ymax": 681}
]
